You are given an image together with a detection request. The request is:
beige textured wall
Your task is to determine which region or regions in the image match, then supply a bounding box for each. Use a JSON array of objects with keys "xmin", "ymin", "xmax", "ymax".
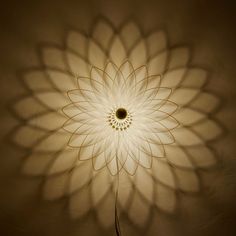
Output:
[{"xmin": 0, "ymin": 0, "xmax": 235, "ymax": 235}]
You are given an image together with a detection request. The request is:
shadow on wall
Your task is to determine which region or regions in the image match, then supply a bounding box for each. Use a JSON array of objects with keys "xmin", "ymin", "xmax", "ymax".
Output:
[{"xmin": 7, "ymin": 16, "xmax": 225, "ymax": 236}]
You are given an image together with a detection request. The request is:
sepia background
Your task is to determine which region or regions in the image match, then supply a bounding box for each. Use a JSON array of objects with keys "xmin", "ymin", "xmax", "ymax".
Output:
[{"xmin": 0, "ymin": 0, "xmax": 236, "ymax": 235}]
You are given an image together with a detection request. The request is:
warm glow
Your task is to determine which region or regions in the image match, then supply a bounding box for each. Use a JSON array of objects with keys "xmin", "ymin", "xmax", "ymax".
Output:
[
  {"xmin": 63, "ymin": 61, "xmax": 179, "ymax": 175},
  {"xmin": 11, "ymin": 18, "xmax": 223, "ymax": 228}
]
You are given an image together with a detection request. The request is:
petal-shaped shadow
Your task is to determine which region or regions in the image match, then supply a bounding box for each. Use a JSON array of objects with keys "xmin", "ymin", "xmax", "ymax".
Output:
[{"xmin": 7, "ymin": 16, "xmax": 226, "ymax": 236}]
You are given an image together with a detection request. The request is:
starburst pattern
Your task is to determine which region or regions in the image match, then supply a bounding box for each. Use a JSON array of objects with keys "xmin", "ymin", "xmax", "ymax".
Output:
[
  {"xmin": 63, "ymin": 61, "xmax": 179, "ymax": 175},
  {"xmin": 11, "ymin": 18, "xmax": 223, "ymax": 229}
]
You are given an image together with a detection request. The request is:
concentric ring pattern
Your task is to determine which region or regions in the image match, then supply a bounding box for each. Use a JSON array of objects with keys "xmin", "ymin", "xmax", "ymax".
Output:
[{"xmin": 11, "ymin": 18, "xmax": 223, "ymax": 228}]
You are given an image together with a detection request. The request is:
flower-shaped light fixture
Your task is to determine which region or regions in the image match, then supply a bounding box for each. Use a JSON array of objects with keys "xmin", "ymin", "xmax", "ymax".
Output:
[
  {"xmin": 64, "ymin": 61, "xmax": 179, "ymax": 175},
  {"xmin": 11, "ymin": 18, "xmax": 223, "ymax": 231}
]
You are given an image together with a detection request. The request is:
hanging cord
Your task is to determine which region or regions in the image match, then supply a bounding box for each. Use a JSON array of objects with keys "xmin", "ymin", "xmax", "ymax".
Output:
[{"xmin": 114, "ymin": 157, "xmax": 122, "ymax": 236}]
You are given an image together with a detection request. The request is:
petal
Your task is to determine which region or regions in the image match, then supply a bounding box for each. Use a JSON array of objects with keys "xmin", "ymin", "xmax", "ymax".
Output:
[
  {"xmin": 62, "ymin": 103, "xmax": 87, "ymax": 118},
  {"xmin": 43, "ymin": 173, "xmax": 68, "ymax": 200},
  {"xmin": 156, "ymin": 131, "xmax": 175, "ymax": 145},
  {"xmin": 161, "ymin": 68, "xmax": 187, "ymax": 88},
  {"xmin": 35, "ymin": 91, "xmax": 69, "ymax": 110},
  {"xmin": 170, "ymin": 88, "xmax": 200, "ymax": 106},
  {"xmin": 90, "ymin": 67, "xmax": 107, "ymax": 91},
  {"xmin": 173, "ymin": 108, "xmax": 206, "ymax": 126},
  {"xmin": 152, "ymin": 159, "xmax": 176, "ymax": 189},
  {"xmin": 66, "ymin": 52, "xmax": 90, "ymax": 76},
  {"xmin": 132, "ymin": 167, "xmax": 153, "ymax": 203},
  {"xmin": 23, "ymin": 70, "xmax": 52, "ymax": 91},
  {"xmin": 22, "ymin": 152, "xmax": 55, "ymax": 175},
  {"xmin": 171, "ymin": 126, "xmax": 203, "ymax": 146},
  {"xmin": 190, "ymin": 92, "xmax": 221, "ymax": 113},
  {"xmin": 88, "ymin": 40, "xmax": 107, "ymax": 68},
  {"xmin": 67, "ymin": 89, "xmax": 98, "ymax": 105},
  {"xmin": 68, "ymin": 126, "xmax": 108, "ymax": 149},
  {"xmin": 46, "ymin": 69, "xmax": 76, "ymax": 91},
  {"xmin": 79, "ymin": 145, "xmax": 102, "ymax": 162},
  {"xmin": 104, "ymin": 61, "xmax": 118, "ymax": 80},
  {"xmin": 13, "ymin": 96, "xmax": 46, "ymax": 119},
  {"xmin": 92, "ymin": 151, "xmax": 107, "ymax": 170},
  {"xmin": 142, "ymin": 141, "xmax": 165, "ymax": 158},
  {"xmin": 182, "ymin": 68, "xmax": 208, "ymax": 88},
  {"xmin": 123, "ymin": 156, "xmax": 139, "ymax": 175},
  {"xmin": 175, "ymin": 168, "xmax": 199, "ymax": 192},
  {"xmin": 192, "ymin": 119, "xmax": 222, "ymax": 141},
  {"xmin": 157, "ymin": 100, "xmax": 178, "ymax": 115},
  {"xmin": 138, "ymin": 151, "xmax": 152, "ymax": 168},
  {"xmin": 154, "ymin": 184, "xmax": 176, "ymax": 213},
  {"xmin": 47, "ymin": 148, "xmax": 78, "ymax": 175},
  {"xmin": 34, "ymin": 128, "xmax": 70, "ymax": 152},
  {"xmin": 107, "ymin": 157, "xmax": 119, "ymax": 175},
  {"xmin": 165, "ymin": 145, "xmax": 193, "ymax": 168},
  {"xmin": 89, "ymin": 67, "xmax": 114, "ymax": 106},
  {"xmin": 133, "ymin": 66, "xmax": 148, "ymax": 92},
  {"xmin": 92, "ymin": 136, "xmax": 116, "ymax": 170},
  {"xmin": 92, "ymin": 19, "xmax": 114, "ymax": 50},
  {"xmin": 120, "ymin": 21, "xmax": 141, "ymax": 50},
  {"xmin": 137, "ymin": 124, "xmax": 175, "ymax": 145},
  {"xmin": 146, "ymin": 31, "xmax": 167, "ymax": 58},
  {"xmin": 155, "ymin": 87, "xmax": 172, "ymax": 100},
  {"xmin": 121, "ymin": 66, "xmax": 148, "ymax": 100},
  {"xmin": 185, "ymin": 146, "xmax": 217, "ymax": 168},
  {"xmin": 13, "ymin": 126, "xmax": 46, "ymax": 148},
  {"xmin": 119, "ymin": 138, "xmax": 137, "ymax": 166},
  {"xmin": 158, "ymin": 115, "xmax": 179, "ymax": 130},
  {"xmin": 109, "ymin": 35, "xmax": 126, "ymax": 66},
  {"xmin": 119, "ymin": 60, "xmax": 134, "ymax": 79},
  {"xmin": 148, "ymin": 51, "xmax": 168, "ymax": 75},
  {"xmin": 146, "ymin": 75, "xmax": 161, "ymax": 90},
  {"xmin": 69, "ymin": 186, "xmax": 90, "ymax": 219},
  {"xmin": 63, "ymin": 118, "xmax": 89, "ymax": 133},
  {"xmin": 96, "ymin": 192, "xmax": 115, "ymax": 228},
  {"xmin": 92, "ymin": 169, "xmax": 113, "ymax": 206},
  {"xmin": 117, "ymin": 171, "xmax": 133, "ymax": 211},
  {"xmin": 76, "ymin": 76, "xmax": 93, "ymax": 92},
  {"xmin": 128, "ymin": 129, "xmax": 166, "ymax": 157},
  {"xmin": 67, "ymin": 90, "xmax": 106, "ymax": 112},
  {"xmin": 68, "ymin": 161, "xmax": 94, "ymax": 194},
  {"xmin": 41, "ymin": 47, "xmax": 66, "ymax": 70},
  {"xmin": 63, "ymin": 111, "xmax": 103, "ymax": 127},
  {"xmin": 135, "ymin": 87, "xmax": 171, "ymax": 108},
  {"xmin": 28, "ymin": 111, "xmax": 66, "ymax": 131},
  {"xmin": 168, "ymin": 47, "xmax": 190, "ymax": 69},
  {"xmin": 128, "ymin": 191, "xmax": 150, "ymax": 226},
  {"xmin": 129, "ymin": 39, "xmax": 147, "ymax": 68},
  {"xmin": 109, "ymin": 66, "xmax": 128, "ymax": 101},
  {"xmin": 67, "ymin": 31, "xmax": 87, "ymax": 57}
]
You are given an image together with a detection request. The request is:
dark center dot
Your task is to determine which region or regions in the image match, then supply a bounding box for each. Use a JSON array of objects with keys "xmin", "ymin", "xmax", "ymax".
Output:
[{"xmin": 116, "ymin": 108, "xmax": 127, "ymax": 119}]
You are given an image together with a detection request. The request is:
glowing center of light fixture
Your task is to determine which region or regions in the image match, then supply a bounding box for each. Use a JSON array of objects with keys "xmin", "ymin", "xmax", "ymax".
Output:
[
  {"xmin": 108, "ymin": 107, "xmax": 132, "ymax": 131},
  {"xmin": 116, "ymin": 108, "xmax": 127, "ymax": 119}
]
